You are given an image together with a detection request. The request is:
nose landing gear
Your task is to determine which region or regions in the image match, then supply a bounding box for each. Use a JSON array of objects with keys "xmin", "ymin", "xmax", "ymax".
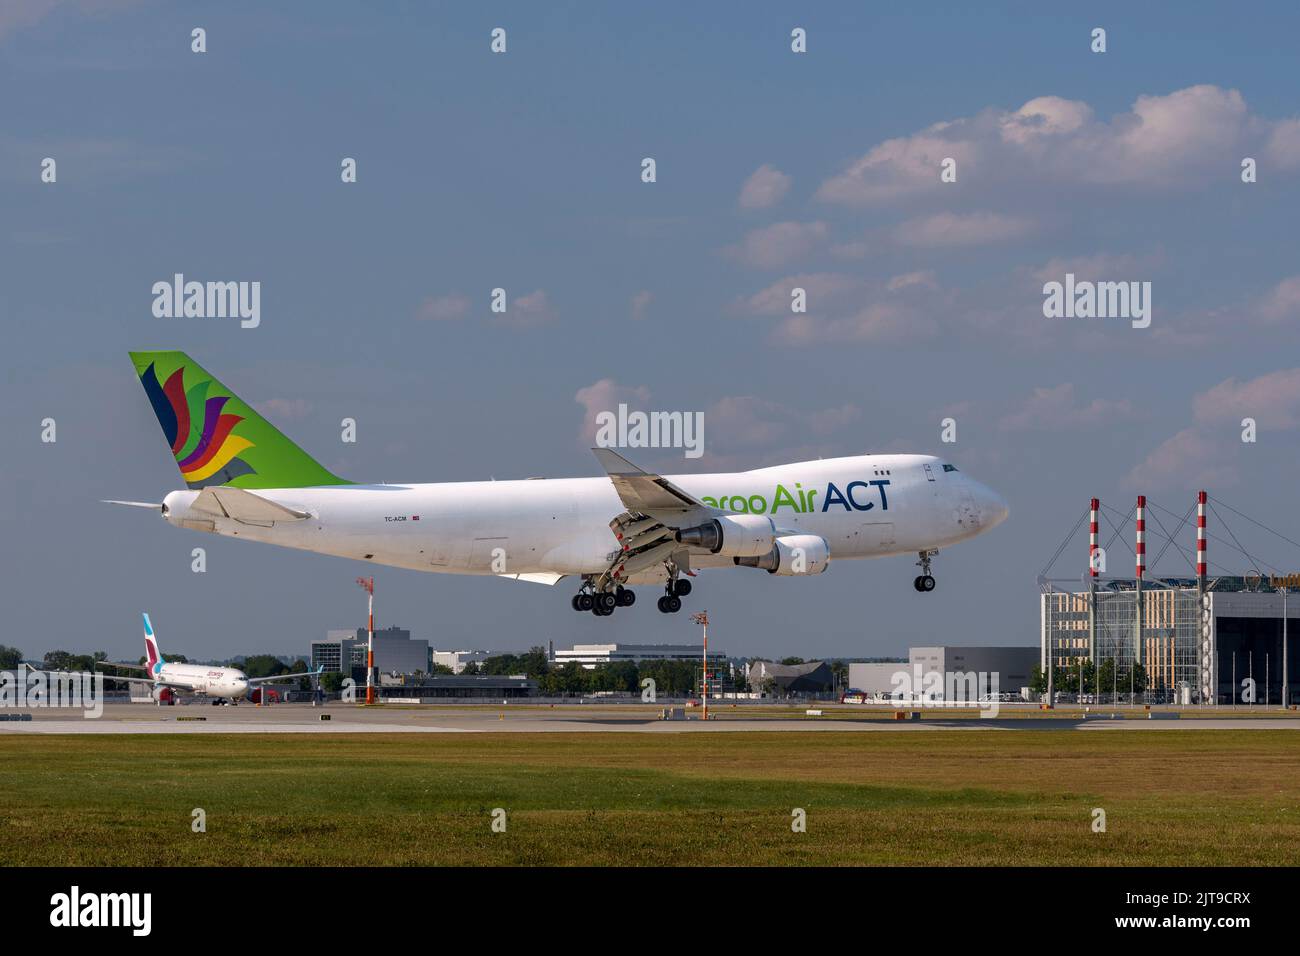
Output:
[{"xmin": 913, "ymin": 550, "xmax": 938, "ymax": 592}]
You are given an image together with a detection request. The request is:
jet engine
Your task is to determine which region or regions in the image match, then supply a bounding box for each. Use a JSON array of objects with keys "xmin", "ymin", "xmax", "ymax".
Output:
[
  {"xmin": 734, "ymin": 533, "xmax": 830, "ymax": 575},
  {"xmin": 151, "ymin": 686, "xmax": 175, "ymax": 704},
  {"xmin": 675, "ymin": 514, "xmax": 774, "ymax": 558}
]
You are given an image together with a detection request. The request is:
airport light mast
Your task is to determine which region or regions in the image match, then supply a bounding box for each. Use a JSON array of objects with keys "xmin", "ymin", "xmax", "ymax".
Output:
[
  {"xmin": 356, "ymin": 576, "xmax": 375, "ymax": 705},
  {"xmin": 691, "ymin": 610, "xmax": 709, "ymax": 720}
]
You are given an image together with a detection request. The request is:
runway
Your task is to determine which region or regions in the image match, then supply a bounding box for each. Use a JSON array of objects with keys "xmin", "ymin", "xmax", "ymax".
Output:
[{"xmin": 3, "ymin": 703, "xmax": 1298, "ymax": 734}]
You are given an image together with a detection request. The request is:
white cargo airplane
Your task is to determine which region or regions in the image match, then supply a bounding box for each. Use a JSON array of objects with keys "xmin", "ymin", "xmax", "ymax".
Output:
[
  {"xmin": 112, "ymin": 352, "xmax": 1008, "ymax": 616},
  {"xmin": 98, "ymin": 613, "xmax": 322, "ymax": 703}
]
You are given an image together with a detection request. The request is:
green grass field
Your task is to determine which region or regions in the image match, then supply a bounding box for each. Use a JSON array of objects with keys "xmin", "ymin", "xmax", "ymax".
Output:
[{"xmin": 3, "ymin": 731, "xmax": 1298, "ymax": 866}]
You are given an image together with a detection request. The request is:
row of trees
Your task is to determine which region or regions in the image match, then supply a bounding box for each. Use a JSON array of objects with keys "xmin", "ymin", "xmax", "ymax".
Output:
[
  {"xmin": 1029, "ymin": 660, "xmax": 1149, "ymax": 695},
  {"xmin": 461, "ymin": 647, "xmax": 743, "ymax": 696}
]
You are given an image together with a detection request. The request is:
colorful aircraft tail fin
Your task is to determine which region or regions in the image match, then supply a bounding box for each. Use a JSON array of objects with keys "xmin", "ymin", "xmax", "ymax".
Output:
[
  {"xmin": 142, "ymin": 613, "xmax": 165, "ymax": 671},
  {"xmin": 129, "ymin": 351, "xmax": 350, "ymax": 489}
]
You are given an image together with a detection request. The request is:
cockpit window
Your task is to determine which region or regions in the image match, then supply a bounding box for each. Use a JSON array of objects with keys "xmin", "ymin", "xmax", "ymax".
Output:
[{"xmin": 942, "ymin": 464, "xmax": 958, "ymax": 473}]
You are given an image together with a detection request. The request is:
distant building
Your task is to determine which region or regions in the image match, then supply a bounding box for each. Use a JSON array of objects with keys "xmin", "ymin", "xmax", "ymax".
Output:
[
  {"xmin": 848, "ymin": 646, "xmax": 1037, "ymax": 700},
  {"xmin": 552, "ymin": 643, "xmax": 723, "ymax": 670},
  {"xmin": 311, "ymin": 630, "xmax": 360, "ymax": 674},
  {"xmin": 1043, "ymin": 580, "xmax": 1299, "ymax": 705},
  {"xmin": 431, "ymin": 649, "xmax": 491, "ymax": 674},
  {"xmin": 747, "ymin": 660, "xmax": 834, "ymax": 697},
  {"xmin": 845, "ymin": 661, "xmax": 908, "ymax": 697},
  {"xmin": 312, "ymin": 626, "xmax": 429, "ymax": 678}
]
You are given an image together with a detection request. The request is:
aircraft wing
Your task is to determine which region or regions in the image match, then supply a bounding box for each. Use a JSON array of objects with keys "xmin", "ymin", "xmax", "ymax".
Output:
[
  {"xmin": 589, "ymin": 449, "xmax": 715, "ymax": 591},
  {"xmin": 189, "ymin": 486, "xmax": 310, "ymax": 525},
  {"xmin": 94, "ymin": 673, "xmax": 192, "ymax": 691},
  {"xmin": 247, "ymin": 665, "xmax": 324, "ymax": 685},
  {"xmin": 590, "ymin": 448, "xmax": 712, "ymax": 523},
  {"xmin": 95, "ymin": 661, "xmax": 150, "ymax": 673}
]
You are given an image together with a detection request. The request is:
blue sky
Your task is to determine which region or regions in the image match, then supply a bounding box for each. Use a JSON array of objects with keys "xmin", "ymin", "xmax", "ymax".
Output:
[{"xmin": 4, "ymin": 1, "xmax": 1300, "ymax": 661}]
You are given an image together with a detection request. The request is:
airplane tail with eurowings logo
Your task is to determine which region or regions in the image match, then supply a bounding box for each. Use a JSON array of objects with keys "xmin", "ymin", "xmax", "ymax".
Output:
[{"xmin": 142, "ymin": 612, "xmax": 165, "ymax": 672}]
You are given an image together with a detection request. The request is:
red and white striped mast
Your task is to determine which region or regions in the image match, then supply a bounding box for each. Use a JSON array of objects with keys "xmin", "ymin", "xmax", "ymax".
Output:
[
  {"xmin": 357, "ymin": 576, "xmax": 375, "ymax": 705},
  {"xmin": 691, "ymin": 610, "xmax": 709, "ymax": 720},
  {"xmin": 1196, "ymin": 491, "xmax": 1208, "ymax": 584},
  {"xmin": 1135, "ymin": 495, "xmax": 1145, "ymax": 678},
  {"xmin": 1088, "ymin": 497, "xmax": 1099, "ymax": 672},
  {"xmin": 1089, "ymin": 498, "xmax": 1100, "ymax": 580},
  {"xmin": 1197, "ymin": 491, "xmax": 1210, "ymax": 705}
]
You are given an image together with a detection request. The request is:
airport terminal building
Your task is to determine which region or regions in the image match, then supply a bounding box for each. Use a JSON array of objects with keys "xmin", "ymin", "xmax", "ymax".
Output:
[{"xmin": 1041, "ymin": 578, "xmax": 1298, "ymax": 705}]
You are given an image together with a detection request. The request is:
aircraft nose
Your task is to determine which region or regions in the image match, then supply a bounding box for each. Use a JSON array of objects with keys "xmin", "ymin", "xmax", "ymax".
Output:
[{"xmin": 976, "ymin": 482, "xmax": 1010, "ymax": 529}]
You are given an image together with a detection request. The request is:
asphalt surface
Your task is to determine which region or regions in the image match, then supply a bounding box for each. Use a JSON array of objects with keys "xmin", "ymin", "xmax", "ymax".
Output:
[{"xmin": 2, "ymin": 703, "xmax": 1297, "ymax": 734}]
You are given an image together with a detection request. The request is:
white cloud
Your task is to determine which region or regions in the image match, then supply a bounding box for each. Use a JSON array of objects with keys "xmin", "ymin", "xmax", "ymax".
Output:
[
  {"xmin": 574, "ymin": 379, "xmax": 651, "ymax": 445},
  {"xmin": 817, "ymin": 85, "xmax": 1295, "ymax": 203},
  {"xmin": 416, "ymin": 293, "xmax": 471, "ymax": 321},
  {"xmin": 1193, "ymin": 369, "xmax": 1300, "ymax": 429},
  {"xmin": 773, "ymin": 302, "xmax": 936, "ymax": 345},
  {"xmin": 1265, "ymin": 118, "xmax": 1300, "ymax": 169},
  {"xmin": 732, "ymin": 272, "xmax": 861, "ymax": 316},
  {"xmin": 738, "ymin": 164, "xmax": 792, "ymax": 209},
  {"xmin": 253, "ymin": 397, "xmax": 312, "ymax": 421},
  {"xmin": 893, "ymin": 211, "xmax": 1035, "ymax": 247},
  {"xmin": 502, "ymin": 289, "xmax": 556, "ymax": 327},
  {"xmin": 630, "ymin": 290, "xmax": 652, "ymax": 321},
  {"xmin": 998, "ymin": 383, "xmax": 1131, "ymax": 431},
  {"xmin": 1258, "ymin": 276, "xmax": 1300, "ymax": 322},
  {"xmin": 1126, "ymin": 427, "xmax": 1238, "ymax": 491},
  {"xmin": 724, "ymin": 221, "xmax": 828, "ymax": 269}
]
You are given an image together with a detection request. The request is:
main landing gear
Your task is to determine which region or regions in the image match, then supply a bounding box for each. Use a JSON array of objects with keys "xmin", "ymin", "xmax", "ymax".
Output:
[
  {"xmin": 657, "ymin": 575, "xmax": 691, "ymax": 614},
  {"xmin": 913, "ymin": 550, "xmax": 937, "ymax": 592},
  {"xmin": 571, "ymin": 585, "xmax": 637, "ymax": 616},
  {"xmin": 572, "ymin": 573, "xmax": 693, "ymax": 616}
]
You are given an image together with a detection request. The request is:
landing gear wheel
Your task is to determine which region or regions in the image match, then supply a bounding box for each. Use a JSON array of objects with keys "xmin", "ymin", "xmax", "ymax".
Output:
[
  {"xmin": 656, "ymin": 595, "xmax": 671, "ymax": 613},
  {"xmin": 596, "ymin": 591, "xmax": 617, "ymax": 613},
  {"xmin": 913, "ymin": 576, "xmax": 924, "ymax": 592},
  {"xmin": 673, "ymin": 579, "xmax": 692, "ymax": 597},
  {"xmin": 577, "ymin": 593, "xmax": 594, "ymax": 612},
  {"xmin": 592, "ymin": 604, "xmax": 613, "ymax": 616},
  {"xmin": 615, "ymin": 587, "xmax": 636, "ymax": 607},
  {"xmin": 665, "ymin": 594, "xmax": 682, "ymax": 613},
  {"xmin": 915, "ymin": 550, "xmax": 938, "ymax": 593},
  {"xmin": 571, "ymin": 595, "xmax": 582, "ymax": 611}
]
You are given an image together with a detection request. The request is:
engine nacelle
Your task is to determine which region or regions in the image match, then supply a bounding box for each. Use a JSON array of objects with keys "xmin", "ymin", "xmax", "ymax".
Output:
[
  {"xmin": 675, "ymin": 514, "xmax": 775, "ymax": 558},
  {"xmin": 734, "ymin": 533, "xmax": 831, "ymax": 575},
  {"xmin": 151, "ymin": 686, "xmax": 175, "ymax": 704}
]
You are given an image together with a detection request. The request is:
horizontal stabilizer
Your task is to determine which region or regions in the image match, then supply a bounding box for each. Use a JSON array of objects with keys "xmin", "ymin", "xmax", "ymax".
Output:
[{"xmin": 189, "ymin": 486, "xmax": 310, "ymax": 524}]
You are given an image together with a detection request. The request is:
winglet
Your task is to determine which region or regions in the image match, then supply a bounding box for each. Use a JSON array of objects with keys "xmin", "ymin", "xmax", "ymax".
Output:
[{"xmin": 591, "ymin": 447, "xmax": 648, "ymax": 477}]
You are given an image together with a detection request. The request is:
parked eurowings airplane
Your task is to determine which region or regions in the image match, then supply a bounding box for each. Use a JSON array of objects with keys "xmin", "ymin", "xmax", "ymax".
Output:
[
  {"xmin": 110, "ymin": 351, "xmax": 1008, "ymax": 617},
  {"xmin": 98, "ymin": 613, "xmax": 322, "ymax": 703}
]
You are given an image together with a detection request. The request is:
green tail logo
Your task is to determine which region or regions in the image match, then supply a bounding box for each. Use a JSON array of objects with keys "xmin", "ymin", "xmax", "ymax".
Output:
[{"xmin": 130, "ymin": 351, "xmax": 351, "ymax": 489}]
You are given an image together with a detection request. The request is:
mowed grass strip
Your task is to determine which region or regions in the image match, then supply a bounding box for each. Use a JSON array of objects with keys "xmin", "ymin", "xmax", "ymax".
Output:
[{"xmin": 1, "ymin": 731, "xmax": 1297, "ymax": 866}]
